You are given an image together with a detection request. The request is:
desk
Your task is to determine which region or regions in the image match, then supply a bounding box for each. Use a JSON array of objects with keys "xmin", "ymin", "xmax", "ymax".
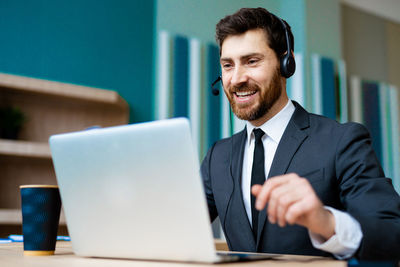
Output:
[{"xmin": 0, "ymin": 241, "xmax": 346, "ymax": 267}]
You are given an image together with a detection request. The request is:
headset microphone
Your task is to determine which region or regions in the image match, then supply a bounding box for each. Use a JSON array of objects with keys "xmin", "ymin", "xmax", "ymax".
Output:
[{"xmin": 211, "ymin": 76, "xmax": 222, "ymax": 96}]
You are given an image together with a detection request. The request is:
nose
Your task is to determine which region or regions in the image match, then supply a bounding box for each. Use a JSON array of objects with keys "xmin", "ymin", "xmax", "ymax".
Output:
[{"xmin": 230, "ymin": 66, "xmax": 248, "ymax": 86}]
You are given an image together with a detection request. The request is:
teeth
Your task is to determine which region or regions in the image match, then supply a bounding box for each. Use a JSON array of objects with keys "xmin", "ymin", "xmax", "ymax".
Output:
[{"xmin": 236, "ymin": 91, "xmax": 256, "ymax": 97}]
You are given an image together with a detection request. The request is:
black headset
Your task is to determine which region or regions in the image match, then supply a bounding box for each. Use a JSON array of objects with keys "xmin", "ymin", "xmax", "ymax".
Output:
[
  {"xmin": 211, "ymin": 12, "xmax": 295, "ymax": 95},
  {"xmin": 275, "ymin": 16, "xmax": 296, "ymax": 78}
]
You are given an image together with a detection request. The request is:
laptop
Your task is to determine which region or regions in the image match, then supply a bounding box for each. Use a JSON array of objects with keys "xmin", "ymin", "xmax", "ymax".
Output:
[{"xmin": 49, "ymin": 118, "xmax": 277, "ymax": 263}]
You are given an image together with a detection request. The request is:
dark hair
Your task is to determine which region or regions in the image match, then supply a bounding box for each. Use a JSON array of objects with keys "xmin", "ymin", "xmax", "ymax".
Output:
[{"xmin": 215, "ymin": 7, "xmax": 294, "ymax": 58}]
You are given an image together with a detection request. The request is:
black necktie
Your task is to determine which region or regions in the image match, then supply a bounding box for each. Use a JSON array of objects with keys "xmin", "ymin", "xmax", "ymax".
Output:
[{"xmin": 251, "ymin": 128, "xmax": 266, "ymax": 240}]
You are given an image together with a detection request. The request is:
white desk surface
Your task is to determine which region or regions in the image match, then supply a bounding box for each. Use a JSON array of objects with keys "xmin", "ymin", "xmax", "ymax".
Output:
[{"xmin": 0, "ymin": 241, "xmax": 346, "ymax": 267}]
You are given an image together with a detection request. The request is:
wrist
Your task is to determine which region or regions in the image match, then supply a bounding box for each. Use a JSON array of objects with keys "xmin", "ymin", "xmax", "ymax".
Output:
[{"xmin": 317, "ymin": 209, "xmax": 336, "ymax": 240}]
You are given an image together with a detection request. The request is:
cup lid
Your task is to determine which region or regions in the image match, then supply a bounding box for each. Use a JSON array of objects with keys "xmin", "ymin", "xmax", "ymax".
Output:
[{"xmin": 19, "ymin": 185, "xmax": 58, "ymax": 189}]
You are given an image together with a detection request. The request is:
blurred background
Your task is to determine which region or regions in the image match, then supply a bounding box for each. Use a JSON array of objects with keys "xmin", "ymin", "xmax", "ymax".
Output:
[{"xmin": 0, "ymin": 0, "xmax": 399, "ymax": 237}]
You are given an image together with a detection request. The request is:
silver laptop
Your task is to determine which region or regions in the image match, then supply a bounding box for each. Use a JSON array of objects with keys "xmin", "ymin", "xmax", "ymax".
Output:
[{"xmin": 49, "ymin": 118, "xmax": 276, "ymax": 263}]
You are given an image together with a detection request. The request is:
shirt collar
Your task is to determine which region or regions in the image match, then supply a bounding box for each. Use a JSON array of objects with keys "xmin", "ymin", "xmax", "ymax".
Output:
[{"xmin": 246, "ymin": 99, "xmax": 295, "ymax": 145}]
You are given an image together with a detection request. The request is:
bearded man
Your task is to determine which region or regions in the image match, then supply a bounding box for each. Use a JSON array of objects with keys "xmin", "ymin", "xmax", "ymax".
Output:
[{"xmin": 200, "ymin": 7, "xmax": 400, "ymax": 260}]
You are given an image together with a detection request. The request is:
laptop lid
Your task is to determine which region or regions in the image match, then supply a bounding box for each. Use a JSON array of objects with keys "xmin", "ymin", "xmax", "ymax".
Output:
[{"xmin": 49, "ymin": 118, "xmax": 219, "ymax": 263}]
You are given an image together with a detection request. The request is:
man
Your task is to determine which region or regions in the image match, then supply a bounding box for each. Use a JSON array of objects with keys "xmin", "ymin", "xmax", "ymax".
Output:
[{"xmin": 201, "ymin": 7, "xmax": 400, "ymax": 260}]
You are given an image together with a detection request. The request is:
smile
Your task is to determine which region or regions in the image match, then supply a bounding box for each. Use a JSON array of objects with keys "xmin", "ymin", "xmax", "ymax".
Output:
[
  {"xmin": 233, "ymin": 90, "xmax": 258, "ymax": 103},
  {"xmin": 234, "ymin": 91, "xmax": 257, "ymax": 97}
]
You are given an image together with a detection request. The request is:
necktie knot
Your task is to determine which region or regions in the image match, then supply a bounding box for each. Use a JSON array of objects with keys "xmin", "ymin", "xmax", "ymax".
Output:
[{"xmin": 253, "ymin": 128, "xmax": 265, "ymax": 143}]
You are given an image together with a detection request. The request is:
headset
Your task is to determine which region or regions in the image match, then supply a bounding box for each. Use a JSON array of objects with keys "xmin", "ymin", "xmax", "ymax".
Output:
[
  {"xmin": 211, "ymin": 12, "xmax": 295, "ymax": 95},
  {"xmin": 276, "ymin": 16, "xmax": 296, "ymax": 78}
]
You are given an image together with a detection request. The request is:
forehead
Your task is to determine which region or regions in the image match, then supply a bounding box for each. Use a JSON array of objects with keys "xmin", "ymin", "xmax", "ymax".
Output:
[{"xmin": 220, "ymin": 29, "xmax": 273, "ymax": 59}]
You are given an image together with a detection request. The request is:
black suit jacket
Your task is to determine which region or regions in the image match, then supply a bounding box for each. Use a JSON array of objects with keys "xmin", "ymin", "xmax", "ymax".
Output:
[{"xmin": 201, "ymin": 102, "xmax": 400, "ymax": 260}]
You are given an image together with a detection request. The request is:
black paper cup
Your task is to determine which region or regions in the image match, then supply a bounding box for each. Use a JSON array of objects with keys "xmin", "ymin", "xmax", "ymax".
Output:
[{"xmin": 20, "ymin": 185, "xmax": 61, "ymax": 256}]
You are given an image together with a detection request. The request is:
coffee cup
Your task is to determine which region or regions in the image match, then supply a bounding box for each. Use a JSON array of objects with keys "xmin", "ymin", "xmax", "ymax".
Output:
[{"xmin": 20, "ymin": 185, "xmax": 61, "ymax": 256}]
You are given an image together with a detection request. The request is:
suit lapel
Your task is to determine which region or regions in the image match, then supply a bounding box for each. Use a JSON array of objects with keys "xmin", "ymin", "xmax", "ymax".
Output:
[
  {"xmin": 230, "ymin": 129, "xmax": 247, "ymax": 189},
  {"xmin": 226, "ymin": 128, "xmax": 257, "ymax": 249},
  {"xmin": 256, "ymin": 102, "xmax": 310, "ymax": 247}
]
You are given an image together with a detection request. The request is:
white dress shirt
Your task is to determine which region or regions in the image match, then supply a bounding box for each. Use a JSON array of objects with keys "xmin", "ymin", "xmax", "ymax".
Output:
[{"xmin": 241, "ymin": 99, "xmax": 362, "ymax": 259}]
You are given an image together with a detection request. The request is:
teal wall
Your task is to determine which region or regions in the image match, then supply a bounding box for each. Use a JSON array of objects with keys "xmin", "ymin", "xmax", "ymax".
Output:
[
  {"xmin": 304, "ymin": 0, "xmax": 342, "ymax": 110},
  {"xmin": 305, "ymin": 0, "xmax": 342, "ymax": 59},
  {"xmin": 0, "ymin": 0, "xmax": 155, "ymax": 123},
  {"xmin": 156, "ymin": 0, "xmax": 280, "ymax": 44},
  {"xmin": 280, "ymin": 0, "xmax": 307, "ymax": 54}
]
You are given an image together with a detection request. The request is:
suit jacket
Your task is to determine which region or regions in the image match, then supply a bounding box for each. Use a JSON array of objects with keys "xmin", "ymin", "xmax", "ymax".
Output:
[{"xmin": 201, "ymin": 102, "xmax": 400, "ymax": 260}]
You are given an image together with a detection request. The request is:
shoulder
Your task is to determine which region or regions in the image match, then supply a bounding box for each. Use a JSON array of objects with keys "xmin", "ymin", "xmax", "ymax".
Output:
[
  {"xmin": 291, "ymin": 101, "xmax": 370, "ymax": 136},
  {"xmin": 307, "ymin": 113, "xmax": 371, "ymax": 139},
  {"xmin": 291, "ymin": 104, "xmax": 373, "ymax": 156}
]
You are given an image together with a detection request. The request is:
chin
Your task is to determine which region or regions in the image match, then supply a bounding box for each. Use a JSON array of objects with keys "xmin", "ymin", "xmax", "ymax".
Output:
[{"xmin": 233, "ymin": 106, "xmax": 263, "ymax": 121}]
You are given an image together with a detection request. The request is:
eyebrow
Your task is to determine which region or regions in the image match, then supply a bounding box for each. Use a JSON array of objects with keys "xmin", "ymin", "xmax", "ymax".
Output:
[{"xmin": 220, "ymin": 53, "xmax": 264, "ymax": 62}]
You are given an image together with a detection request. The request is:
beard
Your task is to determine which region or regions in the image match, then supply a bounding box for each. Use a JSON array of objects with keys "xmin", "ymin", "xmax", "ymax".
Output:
[{"xmin": 225, "ymin": 68, "xmax": 283, "ymax": 121}]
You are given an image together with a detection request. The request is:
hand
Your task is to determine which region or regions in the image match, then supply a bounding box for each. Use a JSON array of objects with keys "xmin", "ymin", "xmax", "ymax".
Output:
[{"xmin": 251, "ymin": 173, "xmax": 335, "ymax": 240}]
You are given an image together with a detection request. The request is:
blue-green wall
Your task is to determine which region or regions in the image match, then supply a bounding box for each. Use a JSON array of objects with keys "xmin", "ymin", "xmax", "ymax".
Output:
[
  {"xmin": 0, "ymin": 0, "xmax": 155, "ymax": 123},
  {"xmin": 156, "ymin": 0, "xmax": 280, "ymax": 43}
]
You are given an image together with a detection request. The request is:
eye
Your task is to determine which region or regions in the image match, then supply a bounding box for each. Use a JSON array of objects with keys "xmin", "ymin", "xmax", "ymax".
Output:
[
  {"xmin": 222, "ymin": 63, "xmax": 233, "ymax": 70},
  {"xmin": 248, "ymin": 58, "xmax": 259, "ymax": 65}
]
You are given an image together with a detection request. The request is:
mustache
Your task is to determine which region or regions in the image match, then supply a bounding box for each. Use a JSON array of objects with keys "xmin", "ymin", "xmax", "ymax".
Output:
[{"xmin": 228, "ymin": 83, "xmax": 260, "ymax": 93}]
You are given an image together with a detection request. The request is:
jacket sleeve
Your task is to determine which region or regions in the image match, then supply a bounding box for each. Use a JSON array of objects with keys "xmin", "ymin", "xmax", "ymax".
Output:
[
  {"xmin": 335, "ymin": 122, "xmax": 400, "ymax": 260},
  {"xmin": 200, "ymin": 142, "xmax": 219, "ymax": 222}
]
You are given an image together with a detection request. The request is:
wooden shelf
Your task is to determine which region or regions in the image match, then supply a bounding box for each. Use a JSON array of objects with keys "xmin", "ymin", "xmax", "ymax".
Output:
[
  {"xmin": 0, "ymin": 209, "xmax": 66, "ymax": 225},
  {"xmin": 0, "ymin": 72, "xmax": 127, "ymax": 108},
  {"xmin": 0, "ymin": 139, "xmax": 51, "ymax": 159},
  {"xmin": 0, "ymin": 72, "xmax": 128, "ymax": 234}
]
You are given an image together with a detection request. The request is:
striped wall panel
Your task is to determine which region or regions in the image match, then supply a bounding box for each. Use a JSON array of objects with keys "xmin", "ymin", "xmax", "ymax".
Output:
[
  {"xmin": 349, "ymin": 76, "xmax": 363, "ymax": 123},
  {"xmin": 379, "ymin": 83, "xmax": 391, "ymax": 178},
  {"xmin": 287, "ymin": 53, "xmax": 305, "ymax": 107},
  {"xmin": 338, "ymin": 60, "xmax": 348, "ymax": 123},
  {"xmin": 155, "ymin": 31, "xmax": 228, "ymax": 158},
  {"xmin": 349, "ymin": 77, "xmax": 400, "ymax": 185},
  {"xmin": 173, "ymin": 36, "xmax": 189, "ymax": 118},
  {"xmin": 311, "ymin": 54, "xmax": 337, "ymax": 120},
  {"xmin": 362, "ymin": 81, "xmax": 383, "ymax": 164},
  {"xmin": 389, "ymin": 86, "xmax": 400, "ymax": 194},
  {"xmin": 311, "ymin": 54, "xmax": 322, "ymax": 115},
  {"xmin": 155, "ymin": 30, "xmax": 171, "ymax": 120},
  {"xmin": 320, "ymin": 57, "xmax": 337, "ymax": 120}
]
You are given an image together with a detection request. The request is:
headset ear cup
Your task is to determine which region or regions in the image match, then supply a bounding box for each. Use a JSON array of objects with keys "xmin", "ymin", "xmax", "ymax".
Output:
[
  {"xmin": 286, "ymin": 55, "xmax": 296, "ymax": 77},
  {"xmin": 280, "ymin": 54, "xmax": 296, "ymax": 78}
]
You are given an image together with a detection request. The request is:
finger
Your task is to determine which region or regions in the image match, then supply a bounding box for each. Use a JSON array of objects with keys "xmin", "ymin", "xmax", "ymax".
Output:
[
  {"xmin": 285, "ymin": 196, "xmax": 315, "ymax": 226},
  {"xmin": 275, "ymin": 187, "xmax": 303, "ymax": 227},
  {"xmin": 254, "ymin": 174, "xmax": 294, "ymax": 211},
  {"xmin": 268, "ymin": 175, "xmax": 312, "ymax": 226},
  {"xmin": 267, "ymin": 185, "xmax": 289, "ymax": 225},
  {"xmin": 251, "ymin": 184, "xmax": 263, "ymax": 197},
  {"xmin": 253, "ymin": 181, "xmax": 273, "ymax": 211},
  {"xmin": 268, "ymin": 182, "xmax": 302, "ymax": 226}
]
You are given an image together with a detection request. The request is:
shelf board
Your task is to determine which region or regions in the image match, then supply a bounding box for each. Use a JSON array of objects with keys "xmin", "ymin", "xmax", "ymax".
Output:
[
  {"xmin": 0, "ymin": 209, "xmax": 66, "ymax": 225},
  {"xmin": 0, "ymin": 139, "xmax": 51, "ymax": 159},
  {"xmin": 0, "ymin": 72, "xmax": 127, "ymax": 108}
]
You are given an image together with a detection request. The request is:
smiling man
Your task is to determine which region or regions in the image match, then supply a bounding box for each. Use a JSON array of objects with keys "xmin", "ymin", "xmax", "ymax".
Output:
[{"xmin": 201, "ymin": 7, "xmax": 400, "ymax": 260}]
